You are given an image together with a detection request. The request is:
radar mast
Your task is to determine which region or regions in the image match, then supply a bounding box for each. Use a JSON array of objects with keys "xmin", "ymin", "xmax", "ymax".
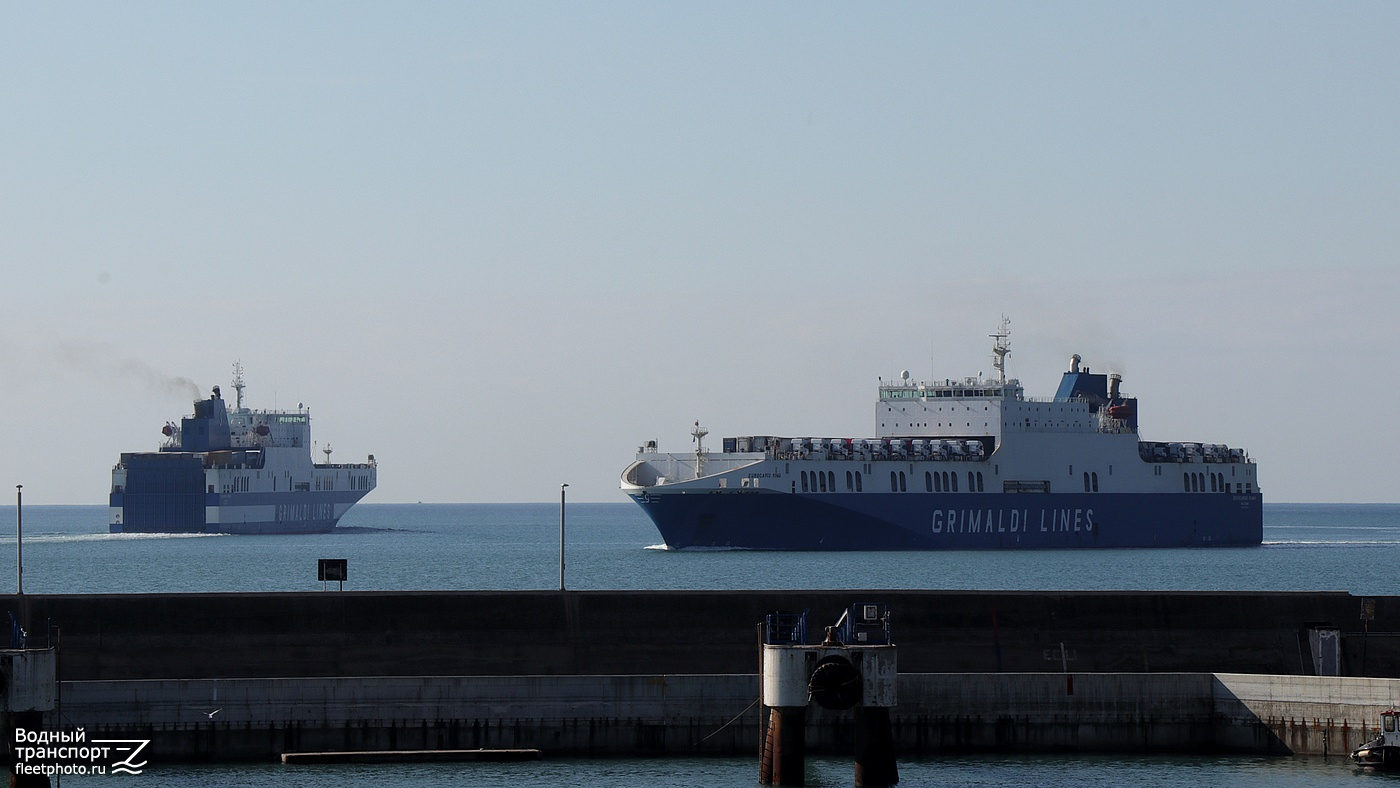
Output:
[
  {"xmin": 691, "ymin": 420, "xmax": 708, "ymax": 478},
  {"xmin": 990, "ymin": 317, "xmax": 1011, "ymax": 385},
  {"xmin": 231, "ymin": 361, "xmax": 246, "ymax": 410}
]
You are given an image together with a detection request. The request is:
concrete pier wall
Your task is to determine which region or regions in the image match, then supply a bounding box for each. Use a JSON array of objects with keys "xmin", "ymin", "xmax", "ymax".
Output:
[
  {"xmin": 53, "ymin": 673, "xmax": 1400, "ymax": 761},
  {"xmin": 9, "ymin": 590, "xmax": 1398, "ymax": 681},
  {"xmin": 12, "ymin": 590, "xmax": 1400, "ymax": 761}
]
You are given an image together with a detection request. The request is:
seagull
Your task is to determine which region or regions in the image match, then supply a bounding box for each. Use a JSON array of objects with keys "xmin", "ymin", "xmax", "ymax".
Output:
[{"xmin": 204, "ymin": 708, "xmax": 222, "ymax": 719}]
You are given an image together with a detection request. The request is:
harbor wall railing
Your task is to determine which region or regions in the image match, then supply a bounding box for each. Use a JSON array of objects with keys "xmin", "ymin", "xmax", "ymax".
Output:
[{"xmin": 48, "ymin": 673, "xmax": 1400, "ymax": 761}]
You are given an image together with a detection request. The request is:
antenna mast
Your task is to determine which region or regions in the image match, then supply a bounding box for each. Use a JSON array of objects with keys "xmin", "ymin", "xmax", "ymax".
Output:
[
  {"xmin": 691, "ymin": 420, "xmax": 708, "ymax": 478},
  {"xmin": 231, "ymin": 361, "xmax": 246, "ymax": 410},
  {"xmin": 990, "ymin": 316, "xmax": 1011, "ymax": 385}
]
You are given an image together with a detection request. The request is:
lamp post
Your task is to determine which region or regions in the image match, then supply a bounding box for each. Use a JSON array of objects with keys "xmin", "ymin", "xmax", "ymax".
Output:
[
  {"xmin": 15, "ymin": 484, "xmax": 22, "ymax": 596},
  {"xmin": 559, "ymin": 483, "xmax": 569, "ymax": 591}
]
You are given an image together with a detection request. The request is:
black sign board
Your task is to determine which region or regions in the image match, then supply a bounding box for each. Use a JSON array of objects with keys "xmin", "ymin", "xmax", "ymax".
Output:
[{"xmin": 318, "ymin": 558, "xmax": 348, "ymax": 584}]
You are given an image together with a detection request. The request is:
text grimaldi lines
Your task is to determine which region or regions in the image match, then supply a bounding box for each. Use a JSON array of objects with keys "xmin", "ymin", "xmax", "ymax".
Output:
[{"xmin": 932, "ymin": 507, "xmax": 1095, "ymax": 534}]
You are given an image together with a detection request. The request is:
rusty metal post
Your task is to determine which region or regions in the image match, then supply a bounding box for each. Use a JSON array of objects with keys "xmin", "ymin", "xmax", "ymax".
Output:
[
  {"xmin": 760, "ymin": 706, "xmax": 806, "ymax": 785},
  {"xmin": 854, "ymin": 705, "xmax": 899, "ymax": 786},
  {"xmin": 759, "ymin": 706, "xmax": 774, "ymax": 783}
]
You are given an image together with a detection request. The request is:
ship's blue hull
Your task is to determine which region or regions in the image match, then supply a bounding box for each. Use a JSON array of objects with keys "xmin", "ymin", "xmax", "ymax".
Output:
[
  {"xmin": 629, "ymin": 490, "xmax": 1263, "ymax": 550},
  {"xmin": 109, "ymin": 489, "xmax": 362, "ymax": 535}
]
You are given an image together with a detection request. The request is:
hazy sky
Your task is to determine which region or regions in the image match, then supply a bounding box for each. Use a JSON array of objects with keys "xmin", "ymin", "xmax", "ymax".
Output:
[{"xmin": 2, "ymin": 2, "xmax": 1396, "ymax": 505}]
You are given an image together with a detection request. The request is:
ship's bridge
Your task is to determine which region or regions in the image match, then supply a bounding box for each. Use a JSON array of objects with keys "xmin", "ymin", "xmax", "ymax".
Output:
[
  {"xmin": 875, "ymin": 376, "xmax": 1023, "ymax": 441},
  {"xmin": 228, "ymin": 408, "xmax": 310, "ymax": 450},
  {"xmin": 874, "ymin": 357, "xmax": 1139, "ymax": 442}
]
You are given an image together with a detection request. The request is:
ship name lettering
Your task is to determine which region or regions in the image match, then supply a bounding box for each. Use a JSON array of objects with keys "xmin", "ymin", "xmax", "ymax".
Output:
[
  {"xmin": 277, "ymin": 503, "xmax": 333, "ymax": 522},
  {"xmin": 932, "ymin": 507, "xmax": 1090, "ymax": 537}
]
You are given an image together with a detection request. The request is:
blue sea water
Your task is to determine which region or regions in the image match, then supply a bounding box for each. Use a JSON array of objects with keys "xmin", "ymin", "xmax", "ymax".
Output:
[
  {"xmin": 6, "ymin": 502, "xmax": 1397, "ymax": 785},
  {"xmin": 0, "ymin": 502, "xmax": 1394, "ymax": 595},
  {"xmin": 55, "ymin": 753, "xmax": 1363, "ymax": 787}
]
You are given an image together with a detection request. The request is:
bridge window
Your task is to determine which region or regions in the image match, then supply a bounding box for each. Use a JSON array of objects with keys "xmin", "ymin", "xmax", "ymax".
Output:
[
  {"xmin": 951, "ymin": 472, "xmax": 958, "ymax": 493},
  {"xmin": 934, "ymin": 472, "xmax": 943, "ymax": 492},
  {"xmin": 846, "ymin": 471, "xmax": 853, "ymax": 491},
  {"xmin": 1091, "ymin": 472, "xmax": 1098, "ymax": 492},
  {"xmin": 1184, "ymin": 473, "xmax": 1191, "ymax": 492},
  {"xmin": 1084, "ymin": 472, "xmax": 1091, "ymax": 492},
  {"xmin": 818, "ymin": 473, "xmax": 827, "ymax": 493},
  {"xmin": 890, "ymin": 472, "xmax": 898, "ymax": 492},
  {"xmin": 899, "ymin": 472, "xmax": 907, "ymax": 492},
  {"xmin": 925, "ymin": 471, "xmax": 933, "ymax": 492},
  {"xmin": 978, "ymin": 472, "xmax": 985, "ymax": 492},
  {"xmin": 855, "ymin": 472, "xmax": 863, "ymax": 493},
  {"xmin": 801, "ymin": 472, "xmax": 809, "ymax": 493},
  {"xmin": 829, "ymin": 472, "xmax": 836, "ymax": 492}
]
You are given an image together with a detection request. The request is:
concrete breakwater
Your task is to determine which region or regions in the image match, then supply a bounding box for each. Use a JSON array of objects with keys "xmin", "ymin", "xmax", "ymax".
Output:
[
  {"xmin": 8, "ymin": 589, "xmax": 1397, "ymax": 680},
  {"xmin": 56, "ymin": 673, "xmax": 1400, "ymax": 760},
  {"xmin": 7, "ymin": 589, "xmax": 1400, "ymax": 762}
]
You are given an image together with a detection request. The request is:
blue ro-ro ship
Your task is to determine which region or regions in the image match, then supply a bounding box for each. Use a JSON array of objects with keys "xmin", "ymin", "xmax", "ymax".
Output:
[
  {"xmin": 622, "ymin": 320, "xmax": 1261, "ymax": 550},
  {"xmin": 110, "ymin": 363, "xmax": 376, "ymax": 534}
]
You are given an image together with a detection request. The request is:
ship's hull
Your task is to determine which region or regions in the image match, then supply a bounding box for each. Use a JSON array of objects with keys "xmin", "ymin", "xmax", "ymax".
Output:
[
  {"xmin": 628, "ymin": 489, "xmax": 1262, "ymax": 550},
  {"xmin": 110, "ymin": 489, "xmax": 370, "ymax": 534}
]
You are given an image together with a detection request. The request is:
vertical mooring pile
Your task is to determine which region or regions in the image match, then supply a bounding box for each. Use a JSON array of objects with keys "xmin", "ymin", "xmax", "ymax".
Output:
[
  {"xmin": 759, "ymin": 603, "xmax": 898, "ymax": 787},
  {"xmin": 2, "ymin": 643, "xmax": 57, "ymax": 787}
]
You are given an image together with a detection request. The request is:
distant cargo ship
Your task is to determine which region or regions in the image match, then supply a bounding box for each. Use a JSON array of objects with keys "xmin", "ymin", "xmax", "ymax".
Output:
[
  {"xmin": 110, "ymin": 363, "xmax": 377, "ymax": 534},
  {"xmin": 622, "ymin": 320, "xmax": 1262, "ymax": 550}
]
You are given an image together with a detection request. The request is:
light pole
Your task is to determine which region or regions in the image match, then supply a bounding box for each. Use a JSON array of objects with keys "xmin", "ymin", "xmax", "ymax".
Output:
[
  {"xmin": 559, "ymin": 483, "xmax": 569, "ymax": 591},
  {"xmin": 15, "ymin": 484, "xmax": 22, "ymax": 596}
]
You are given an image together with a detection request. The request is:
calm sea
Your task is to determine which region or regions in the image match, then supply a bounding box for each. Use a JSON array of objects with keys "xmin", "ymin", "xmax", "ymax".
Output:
[
  {"xmin": 0, "ymin": 502, "xmax": 1394, "ymax": 595},
  {"xmin": 5, "ymin": 502, "xmax": 1396, "ymax": 786}
]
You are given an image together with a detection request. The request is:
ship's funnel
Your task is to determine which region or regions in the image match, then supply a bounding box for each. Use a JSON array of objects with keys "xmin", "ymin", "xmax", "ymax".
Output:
[
  {"xmin": 182, "ymin": 391, "xmax": 233, "ymax": 451},
  {"xmin": 1108, "ymin": 373, "xmax": 1122, "ymax": 400}
]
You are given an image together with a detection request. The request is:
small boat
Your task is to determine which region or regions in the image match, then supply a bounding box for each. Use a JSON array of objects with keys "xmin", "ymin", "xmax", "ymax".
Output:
[{"xmin": 1351, "ymin": 709, "xmax": 1400, "ymax": 770}]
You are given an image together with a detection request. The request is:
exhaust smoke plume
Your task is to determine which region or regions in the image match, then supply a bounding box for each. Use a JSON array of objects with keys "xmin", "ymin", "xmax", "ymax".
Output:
[
  {"xmin": 114, "ymin": 360, "xmax": 202, "ymax": 401},
  {"xmin": 55, "ymin": 340, "xmax": 202, "ymax": 400}
]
